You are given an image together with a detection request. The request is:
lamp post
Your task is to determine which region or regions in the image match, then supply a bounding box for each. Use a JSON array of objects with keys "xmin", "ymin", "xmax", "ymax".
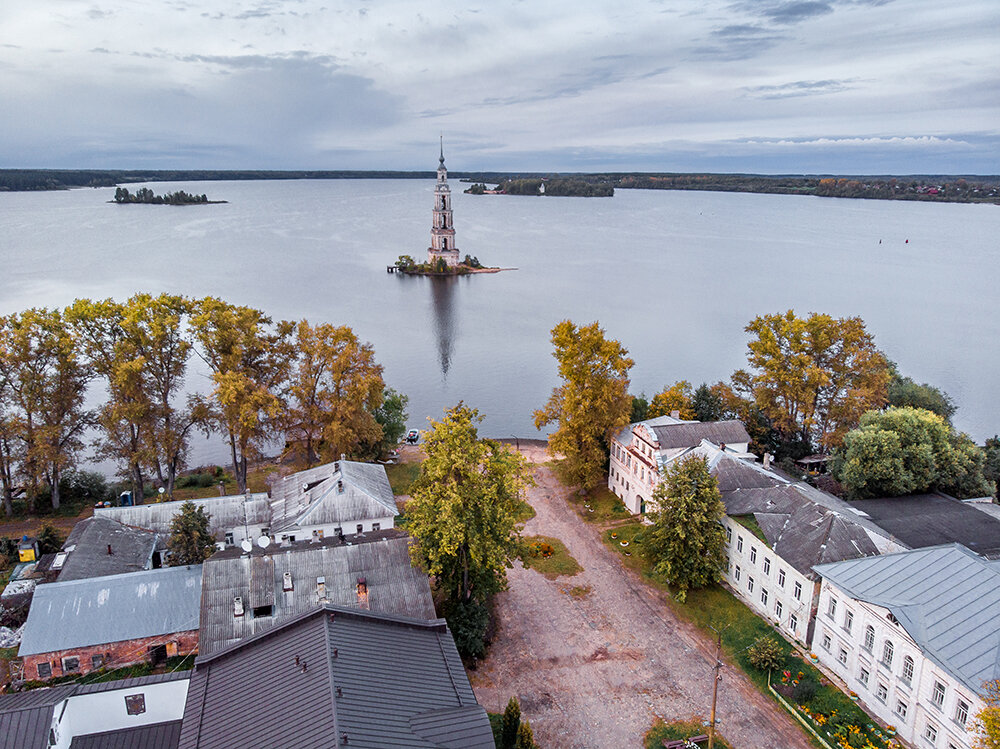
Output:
[{"xmin": 707, "ymin": 626, "xmax": 724, "ymax": 749}]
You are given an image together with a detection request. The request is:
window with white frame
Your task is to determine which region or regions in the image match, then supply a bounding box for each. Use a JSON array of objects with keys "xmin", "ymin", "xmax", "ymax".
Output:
[
  {"xmin": 777, "ymin": 569, "xmax": 785, "ymax": 588},
  {"xmin": 902, "ymin": 655, "xmax": 914, "ymax": 685},
  {"xmin": 761, "ymin": 589, "xmax": 768, "ymax": 606},
  {"xmin": 750, "ymin": 547, "xmax": 757, "ymax": 563},
  {"xmin": 793, "ymin": 581, "xmax": 802, "ymax": 600},
  {"xmin": 838, "ymin": 648, "xmax": 848, "ymax": 665},
  {"xmin": 896, "ymin": 699, "xmax": 908, "ymax": 719},
  {"xmin": 763, "ymin": 557, "xmax": 771, "ymax": 575},
  {"xmin": 876, "ymin": 681, "xmax": 888, "ymax": 703},
  {"xmin": 843, "ymin": 610, "xmax": 853, "ymax": 634},
  {"xmin": 827, "ymin": 596, "xmax": 837, "ymax": 618},
  {"xmin": 737, "ymin": 536, "xmax": 744, "ymax": 552},
  {"xmin": 859, "ymin": 667, "xmax": 870, "ymax": 687},
  {"xmin": 726, "ymin": 527, "xmax": 732, "ymax": 542},
  {"xmin": 734, "ymin": 565, "xmax": 741, "ymax": 581},
  {"xmin": 747, "ymin": 576, "xmax": 754, "ymax": 593},
  {"xmin": 955, "ymin": 698, "xmax": 970, "ymax": 726},
  {"xmin": 863, "ymin": 625, "xmax": 875, "ymax": 652},
  {"xmin": 923, "ymin": 722, "xmax": 938, "ymax": 745},
  {"xmin": 789, "ymin": 613, "xmax": 798, "ymax": 632},
  {"xmin": 931, "ymin": 681, "xmax": 946, "ymax": 708},
  {"xmin": 822, "ymin": 632, "xmax": 832, "ymax": 651},
  {"xmin": 775, "ymin": 601, "xmax": 783, "ymax": 619},
  {"xmin": 882, "ymin": 640, "xmax": 894, "ymax": 667}
]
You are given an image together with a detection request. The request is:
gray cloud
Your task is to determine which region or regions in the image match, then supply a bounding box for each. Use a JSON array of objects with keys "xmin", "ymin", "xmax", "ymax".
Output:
[{"xmin": 745, "ymin": 78, "xmax": 857, "ymax": 98}]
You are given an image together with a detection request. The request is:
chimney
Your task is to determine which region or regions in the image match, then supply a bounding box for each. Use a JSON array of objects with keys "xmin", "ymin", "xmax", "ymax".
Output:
[
  {"xmin": 337, "ymin": 480, "xmax": 344, "ymax": 494},
  {"xmin": 234, "ymin": 596, "xmax": 244, "ymax": 617},
  {"xmin": 317, "ymin": 576, "xmax": 327, "ymax": 602},
  {"xmin": 356, "ymin": 577, "xmax": 369, "ymax": 609},
  {"xmin": 107, "ymin": 544, "xmax": 113, "ymax": 556},
  {"xmin": 670, "ymin": 410, "xmax": 680, "ymax": 419},
  {"xmin": 282, "ymin": 572, "xmax": 294, "ymax": 592},
  {"xmin": 763, "ymin": 452, "xmax": 772, "ymax": 470}
]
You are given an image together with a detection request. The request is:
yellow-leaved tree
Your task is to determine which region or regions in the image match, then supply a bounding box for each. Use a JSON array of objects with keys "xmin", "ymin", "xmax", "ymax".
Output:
[
  {"xmin": 974, "ymin": 680, "xmax": 1000, "ymax": 749},
  {"xmin": 647, "ymin": 380, "xmax": 696, "ymax": 420}
]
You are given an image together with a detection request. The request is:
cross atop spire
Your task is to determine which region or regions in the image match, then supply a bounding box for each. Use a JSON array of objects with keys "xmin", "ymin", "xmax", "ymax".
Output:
[{"xmin": 439, "ymin": 134, "xmax": 445, "ymax": 166}]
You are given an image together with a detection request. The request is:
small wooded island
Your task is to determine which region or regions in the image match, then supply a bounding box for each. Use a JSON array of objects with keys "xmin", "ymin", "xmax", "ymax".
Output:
[
  {"xmin": 465, "ymin": 177, "xmax": 614, "ymax": 197},
  {"xmin": 111, "ymin": 187, "xmax": 225, "ymax": 205}
]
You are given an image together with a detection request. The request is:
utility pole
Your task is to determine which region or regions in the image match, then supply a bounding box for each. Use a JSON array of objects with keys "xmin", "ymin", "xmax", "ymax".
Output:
[{"xmin": 708, "ymin": 629, "xmax": 722, "ymax": 749}]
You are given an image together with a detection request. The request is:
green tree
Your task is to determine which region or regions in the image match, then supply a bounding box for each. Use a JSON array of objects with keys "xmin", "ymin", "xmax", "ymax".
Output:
[
  {"xmin": 513, "ymin": 722, "xmax": 539, "ymax": 749},
  {"xmin": 648, "ymin": 380, "xmax": 695, "ymax": 420},
  {"xmin": 36, "ymin": 523, "xmax": 65, "ymax": 555},
  {"xmin": 832, "ymin": 407, "xmax": 994, "ymax": 499},
  {"xmin": 190, "ymin": 298, "xmax": 294, "ymax": 492},
  {"xmin": 984, "ymin": 437, "xmax": 1000, "ymax": 492},
  {"xmin": 501, "ymin": 697, "xmax": 521, "ymax": 749},
  {"xmin": 733, "ymin": 310, "xmax": 889, "ymax": 450},
  {"xmin": 747, "ymin": 636, "xmax": 785, "ymax": 672},
  {"xmin": 406, "ymin": 404, "xmax": 533, "ymax": 604},
  {"xmin": 167, "ymin": 501, "xmax": 216, "ymax": 565},
  {"xmin": 887, "ymin": 362, "xmax": 956, "ymax": 421},
  {"xmin": 534, "ymin": 320, "xmax": 633, "ymax": 490},
  {"xmin": 691, "ymin": 382, "xmax": 725, "ymax": 422},
  {"xmin": 640, "ymin": 455, "xmax": 726, "ymax": 602},
  {"xmin": 974, "ymin": 679, "xmax": 1000, "ymax": 749},
  {"xmin": 630, "ymin": 393, "xmax": 649, "ymax": 423},
  {"xmin": 372, "ymin": 387, "xmax": 409, "ymax": 457},
  {"xmin": 285, "ymin": 321, "xmax": 385, "ymax": 468}
]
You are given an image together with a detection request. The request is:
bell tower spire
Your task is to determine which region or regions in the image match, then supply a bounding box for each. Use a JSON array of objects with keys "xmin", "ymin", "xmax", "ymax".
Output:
[{"xmin": 428, "ymin": 137, "xmax": 459, "ymax": 268}]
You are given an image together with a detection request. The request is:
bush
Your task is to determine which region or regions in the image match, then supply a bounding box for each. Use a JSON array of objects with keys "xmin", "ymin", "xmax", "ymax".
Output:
[
  {"xmin": 792, "ymin": 678, "xmax": 818, "ymax": 703},
  {"xmin": 747, "ymin": 636, "xmax": 785, "ymax": 672},
  {"xmin": 59, "ymin": 470, "xmax": 111, "ymax": 504},
  {"xmin": 444, "ymin": 599, "xmax": 490, "ymax": 660},
  {"xmin": 36, "ymin": 523, "xmax": 65, "ymax": 555}
]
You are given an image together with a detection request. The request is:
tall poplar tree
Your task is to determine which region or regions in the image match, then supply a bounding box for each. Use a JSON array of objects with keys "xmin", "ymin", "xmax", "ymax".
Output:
[{"xmin": 533, "ymin": 320, "xmax": 633, "ymax": 490}]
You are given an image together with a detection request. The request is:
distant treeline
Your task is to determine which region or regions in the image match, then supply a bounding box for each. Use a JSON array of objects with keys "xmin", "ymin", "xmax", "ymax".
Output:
[
  {"xmin": 113, "ymin": 187, "xmax": 219, "ymax": 205},
  {"xmin": 484, "ymin": 178, "xmax": 613, "ymax": 197},
  {"xmin": 0, "ymin": 169, "xmax": 436, "ymax": 192}
]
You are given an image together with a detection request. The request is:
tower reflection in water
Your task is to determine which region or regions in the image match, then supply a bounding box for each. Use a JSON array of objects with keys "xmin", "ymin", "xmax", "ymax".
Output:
[{"xmin": 429, "ymin": 275, "xmax": 457, "ymax": 379}]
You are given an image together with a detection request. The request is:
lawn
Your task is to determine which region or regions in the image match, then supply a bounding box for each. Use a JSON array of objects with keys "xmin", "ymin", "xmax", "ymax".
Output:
[
  {"xmin": 566, "ymin": 485, "xmax": 631, "ymax": 523},
  {"xmin": 171, "ymin": 464, "xmax": 277, "ymax": 500},
  {"xmin": 386, "ymin": 461, "xmax": 422, "ymax": 496},
  {"xmin": 644, "ymin": 718, "xmax": 734, "ymax": 749},
  {"xmin": 520, "ymin": 535, "xmax": 583, "ymax": 579}
]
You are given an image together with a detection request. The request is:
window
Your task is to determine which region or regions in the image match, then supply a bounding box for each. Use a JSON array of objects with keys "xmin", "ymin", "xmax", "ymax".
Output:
[
  {"xmin": 224, "ymin": 531, "xmax": 234, "ymax": 546},
  {"xmin": 844, "ymin": 610, "xmax": 854, "ymax": 634},
  {"xmin": 777, "ymin": 569, "xmax": 786, "ymax": 588},
  {"xmin": 763, "ymin": 558, "xmax": 771, "ymax": 575},
  {"xmin": 896, "ymin": 699, "xmax": 908, "ymax": 719},
  {"xmin": 750, "ymin": 547, "xmax": 757, "ymax": 564},
  {"xmin": 882, "ymin": 640, "xmax": 894, "ymax": 667},
  {"xmin": 827, "ymin": 596, "xmax": 837, "ymax": 618},
  {"xmin": 902, "ymin": 656, "xmax": 914, "ymax": 685},
  {"xmin": 726, "ymin": 527, "xmax": 732, "ymax": 542},
  {"xmin": 955, "ymin": 698, "xmax": 970, "ymax": 726},
  {"xmin": 859, "ymin": 667, "xmax": 870, "ymax": 687},
  {"xmin": 62, "ymin": 656, "xmax": 80, "ymax": 673},
  {"xmin": 252, "ymin": 605, "xmax": 273, "ymax": 618},
  {"xmin": 864, "ymin": 625, "xmax": 875, "ymax": 652},
  {"xmin": 372, "ymin": 523, "xmax": 380, "ymax": 532},
  {"xmin": 747, "ymin": 576, "xmax": 754, "ymax": 593},
  {"xmin": 789, "ymin": 614, "xmax": 798, "ymax": 632},
  {"xmin": 793, "ymin": 581, "xmax": 802, "ymax": 601},
  {"xmin": 838, "ymin": 648, "xmax": 849, "ymax": 665},
  {"xmin": 91, "ymin": 654, "xmax": 104, "ymax": 669},
  {"xmin": 932, "ymin": 681, "xmax": 946, "ymax": 708},
  {"xmin": 876, "ymin": 681, "xmax": 888, "ymax": 703},
  {"xmin": 125, "ymin": 694, "xmax": 146, "ymax": 716},
  {"xmin": 923, "ymin": 722, "xmax": 938, "ymax": 744},
  {"xmin": 822, "ymin": 633, "xmax": 832, "ymax": 651},
  {"xmin": 737, "ymin": 536, "xmax": 744, "ymax": 552},
  {"xmin": 734, "ymin": 565, "xmax": 741, "ymax": 581},
  {"xmin": 37, "ymin": 662, "xmax": 52, "ymax": 679},
  {"xmin": 775, "ymin": 601, "xmax": 783, "ymax": 619},
  {"xmin": 760, "ymin": 589, "xmax": 768, "ymax": 606}
]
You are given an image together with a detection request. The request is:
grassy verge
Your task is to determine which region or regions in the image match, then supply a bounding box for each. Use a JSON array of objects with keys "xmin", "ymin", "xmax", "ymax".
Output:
[
  {"xmin": 644, "ymin": 718, "xmax": 734, "ymax": 749},
  {"xmin": 566, "ymin": 485, "xmax": 631, "ymax": 523},
  {"xmin": 386, "ymin": 461, "xmax": 422, "ymax": 496},
  {"xmin": 602, "ymin": 523, "xmax": 894, "ymax": 749},
  {"xmin": 171, "ymin": 464, "xmax": 276, "ymax": 500},
  {"xmin": 17, "ymin": 654, "xmax": 196, "ymax": 690},
  {"xmin": 521, "ymin": 535, "xmax": 583, "ymax": 579}
]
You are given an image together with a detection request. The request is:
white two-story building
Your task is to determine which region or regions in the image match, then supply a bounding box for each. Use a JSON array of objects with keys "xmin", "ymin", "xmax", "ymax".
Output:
[{"xmin": 813, "ymin": 544, "xmax": 998, "ymax": 749}]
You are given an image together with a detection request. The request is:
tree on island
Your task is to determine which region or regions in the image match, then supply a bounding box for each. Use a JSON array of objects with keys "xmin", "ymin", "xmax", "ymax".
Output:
[
  {"xmin": 640, "ymin": 455, "xmax": 727, "ymax": 602},
  {"xmin": 114, "ymin": 187, "xmax": 210, "ymax": 205},
  {"xmin": 534, "ymin": 320, "xmax": 633, "ymax": 491},
  {"xmin": 167, "ymin": 501, "xmax": 216, "ymax": 565}
]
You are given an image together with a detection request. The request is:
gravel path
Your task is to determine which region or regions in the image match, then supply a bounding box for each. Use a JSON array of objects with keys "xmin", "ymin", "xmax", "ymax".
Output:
[{"xmin": 472, "ymin": 457, "xmax": 814, "ymax": 749}]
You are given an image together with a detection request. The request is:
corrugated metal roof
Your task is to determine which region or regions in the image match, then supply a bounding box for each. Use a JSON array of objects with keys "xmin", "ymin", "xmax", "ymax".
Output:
[
  {"xmin": 270, "ymin": 460, "xmax": 398, "ymax": 533},
  {"xmin": 650, "ymin": 420, "xmax": 750, "ymax": 449},
  {"xmin": 178, "ymin": 606, "xmax": 492, "ymax": 749},
  {"xmin": 198, "ymin": 531, "xmax": 435, "ymax": 656},
  {"xmin": 95, "ymin": 494, "xmax": 270, "ymax": 540},
  {"xmin": 18, "ymin": 566, "xmax": 202, "ymax": 656},
  {"xmin": 58, "ymin": 517, "xmax": 158, "ymax": 582},
  {"xmin": 814, "ymin": 544, "xmax": 1000, "ymax": 696},
  {"xmin": 70, "ymin": 720, "xmax": 182, "ymax": 749}
]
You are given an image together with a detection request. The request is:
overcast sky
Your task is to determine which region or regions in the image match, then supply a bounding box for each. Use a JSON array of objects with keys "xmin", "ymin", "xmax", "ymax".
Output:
[{"xmin": 2, "ymin": 1, "xmax": 997, "ymax": 173}]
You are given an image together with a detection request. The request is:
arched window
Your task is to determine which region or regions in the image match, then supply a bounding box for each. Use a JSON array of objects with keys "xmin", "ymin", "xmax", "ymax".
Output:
[
  {"xmin": 902, "ymin": 655, "xmax": 914, "ymax": 684},
  {"xmin": 882, "ymin": 640, "xmax": 894, "ymax": 667},
  {"xmin": 864, "ymin": 625, "xmax": 875, "ymax": 652}
]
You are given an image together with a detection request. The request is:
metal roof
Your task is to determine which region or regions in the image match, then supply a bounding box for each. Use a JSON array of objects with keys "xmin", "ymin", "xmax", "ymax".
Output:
[
  {"xmin": 814, "ymin": 544, "xmax": 1000, "ymax": 696},
  {"xmin": 70, "ymin": 721, "xmax": 183, "ymax": 749},
  {"xmin": 58, "ymin": 517, "xmax": 159, "ymax": 582},
  {"xmin": 198, "ymin": 530, "xmax": 435, "ymax": 656},
  {"xmin": 650, "ymin": 420, "xmax": 751, "ymax": 449},
  {"xmin": 18, "ymin": 566, "xmax": 202, "ymax": 656},
  {"xmin": 849, "ymin": 493, "xmax": 1000, "ymax": 558},
  {"xmin": 269, "ymin": 460, "xmax": 398, "ymax": 534},
  {"xmin": 178, "ymin": 605, "xmax": 493, "ymax": 749},
  {"xmin": 0, "ymin": 684, "xmax": 76, "ymax": 749},
  {"xmin": 95, "ymin": 494, "xmax": 270, "ymax": 540}
]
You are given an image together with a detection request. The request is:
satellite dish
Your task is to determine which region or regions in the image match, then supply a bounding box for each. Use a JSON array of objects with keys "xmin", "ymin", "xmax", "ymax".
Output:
[
  {"xmin": 257, "ymin": 535, "xmax": 271, "ymax": 549},
  {"xmin": 240, "ymin": 539, "xmax": 253, "ymax": 553},
  {"xmin": 158, "ymin": 487, "xmax": 165, "ymax": 495}
]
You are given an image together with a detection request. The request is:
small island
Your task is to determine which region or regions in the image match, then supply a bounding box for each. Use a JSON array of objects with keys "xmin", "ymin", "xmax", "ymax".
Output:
[
  {"xmin": 465, "ymin": 177, "xmax": 613, "ymax": 197},
  {"xmin": 111, "ymin": 186, "xmax": 226, "ymax": 205},
  {"xmin": 392, "ymin": 254, "xmax": 507, "ymax": 275}
]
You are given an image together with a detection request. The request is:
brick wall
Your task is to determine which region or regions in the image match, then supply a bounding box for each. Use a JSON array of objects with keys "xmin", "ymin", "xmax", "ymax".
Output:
[{"xmin": 21, "ymin": 629, "xmax": 199, "ymax": 681}]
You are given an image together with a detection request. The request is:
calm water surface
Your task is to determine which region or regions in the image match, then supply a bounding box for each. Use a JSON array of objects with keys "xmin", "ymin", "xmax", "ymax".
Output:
[{"xmin": 2, "ymin": 180, "xmax": 998, "ymax": 465}]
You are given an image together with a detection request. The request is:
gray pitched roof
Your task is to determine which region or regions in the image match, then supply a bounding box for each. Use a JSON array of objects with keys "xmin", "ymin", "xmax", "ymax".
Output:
[
  {"xmin": 58, "ymin": 517, "xmax": 159, "ymax": 582},
  {"xmin": 70, "ymin": 721, "xmax": 182, "ymax": 749},
  {"xmin": 19, "ymin": 566, "xmax": 202, "ymax": 656},
  {"xmin": 650, "ymin": 420, "xmax": 750, "ymax": 449},
  {"xmin": 850, "ymin": 493, "xmax": 1000, "ymax": 558},
  {"xmin": 95, "ymin": 493, "xmax": 270, "ymax": 541},
  {"xmin": 198, "ymin": 530, "xmax": 435, "ymax": 656},
  {"xmin": 813, "ymin": 544, "xmax": 1000, "ymax": 696},
  {"xmin": 0, "ymin": 685, "xmax": 77, "ymax": 749},
  {"xmin": 269, "ymin": 460, "xmax": 398, "ymax": 534},
  {"xmin": 178, "ymin": 606, "xmax": 493, "ymax": 749}
]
